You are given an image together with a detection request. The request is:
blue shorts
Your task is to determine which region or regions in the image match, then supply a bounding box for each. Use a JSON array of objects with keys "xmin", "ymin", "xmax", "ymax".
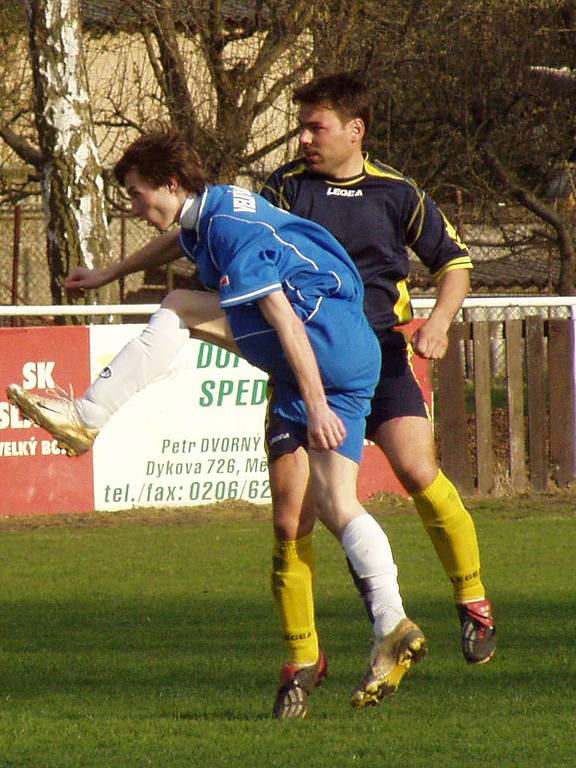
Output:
[
  {"xmin": 365, "ymin": 329, "xmax": 429, "ymax": 439},
  {"xmin": 265, "ymin": 408, "xmax": 367, "ymax": 464}
]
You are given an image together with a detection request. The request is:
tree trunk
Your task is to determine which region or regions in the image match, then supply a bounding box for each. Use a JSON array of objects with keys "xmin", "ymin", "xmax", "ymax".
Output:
[{"xmin": 26, "ymin": 0, "xmax": 115, "ymax": 310}]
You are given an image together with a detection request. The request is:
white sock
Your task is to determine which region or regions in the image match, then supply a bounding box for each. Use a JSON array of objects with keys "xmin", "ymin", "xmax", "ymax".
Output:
[
  {"xmin": 341, "ymin": 514, "xmax": 406, "ymax": 638},
  {"xmin": 76, "ymin": 308, "xmax": 190, "ymax": 428}
]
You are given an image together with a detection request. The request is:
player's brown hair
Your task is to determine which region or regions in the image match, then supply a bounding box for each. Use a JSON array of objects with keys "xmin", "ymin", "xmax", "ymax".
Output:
[
  {"xmin": 113, "ymin": 130, "xmax": 208, "ymax": 194},
  {"xmin": 293, "ymin": 72, "xmax": 372, "ymax": 132}
]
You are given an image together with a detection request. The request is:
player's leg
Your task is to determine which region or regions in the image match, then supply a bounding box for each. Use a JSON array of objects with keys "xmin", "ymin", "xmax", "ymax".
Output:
[
  {"xmin": 269, "ymin": 451, "xmax": 319, "ymax": 669},
  {"xmin": 267, "ymin": 414, "xmax": 325, "ymax": 719},
  {"xmin": 81, "ymin": 289, "xmax": 235, "ymax": 425},
  {"xmin": 168, "ymin": 289, "xmax": 238, "ymax": 354},
  {"xmin": 366, "ymin": 330, "xmax": 496, "ymax": 663},
  {"xmin": 308, "ymin": 448, "xmax": 426, "ymax": 708},
  {"xmin": 6, "ymin": 290, "xmax": 234, "ymax": 456},
  {"xmin": 375, "ymin": 414, "xmax": 483, "ymax": 591}
]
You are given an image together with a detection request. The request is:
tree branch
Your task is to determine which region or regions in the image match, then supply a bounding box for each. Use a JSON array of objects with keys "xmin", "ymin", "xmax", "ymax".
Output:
[
  {"xmin": 482, "ymin": 141, "xmax": 575, "ymax": 293},
  {"xmin": 0, "ymin": 124, "xmax": 44, "ymax": 170}
]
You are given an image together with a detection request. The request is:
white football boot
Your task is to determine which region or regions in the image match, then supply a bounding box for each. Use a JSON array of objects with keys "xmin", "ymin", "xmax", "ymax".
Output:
[
  {"xmin": 7, "ymin": 384, "xmax": 98, "ymax": 456},
  {"xmin": 351, "ymin": 618, "xmax": 427, "ymax": 709}
]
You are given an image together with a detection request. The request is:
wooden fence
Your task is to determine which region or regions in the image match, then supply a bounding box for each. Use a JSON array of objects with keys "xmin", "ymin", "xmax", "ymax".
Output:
[{"xmin": 436, "ymin": 317, "xmax": 576, "ymax": 495}]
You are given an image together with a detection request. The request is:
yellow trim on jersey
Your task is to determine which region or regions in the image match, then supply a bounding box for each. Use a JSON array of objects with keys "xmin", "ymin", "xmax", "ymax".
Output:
[
  {"xmin": 393, "ymin": 278, "xmax": 413, "ymax": 324},
  {"xmin": 364, "ymin": 157, "xmax": 406, "ymax": 182},
  {"xmin": 282, "ymin": 162, "xmax": 307, "ymax": 179},
  {"xmin": 440, "ymin": 210, "xmax": 468, "ymax": 251},
  {"xmin": 434, "ymin": 258, "xmax": 473, "ymax": 282},
  {"xmin": 406, "ymin": 189, "xmax": 426, "ymax": 246},
  {"xmin": 365, "ymin": 156, "xmax": 469, "ymax": 252},
  {"xmin": 323, "ymin": 176, "xmax": 366, "ymax": 187},
  {"xmin": 261, "ymin": 161, "xmax": 307, "ymax": 210}
]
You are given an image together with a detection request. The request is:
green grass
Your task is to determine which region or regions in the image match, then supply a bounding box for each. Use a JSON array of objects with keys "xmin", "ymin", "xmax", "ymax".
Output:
[{"xmin": 0, "ymin": 496, "xmax": 574, "ymax": 768}]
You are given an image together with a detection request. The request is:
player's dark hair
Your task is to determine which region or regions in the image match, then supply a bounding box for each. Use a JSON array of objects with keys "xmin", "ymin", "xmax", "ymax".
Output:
[
  {"xmin": 293, "ymin": 72, "xmax": 372, "ymax": 132},
  {"xmin": 113, "ymin": 130, "xmax": 208, "ymax": 194}
]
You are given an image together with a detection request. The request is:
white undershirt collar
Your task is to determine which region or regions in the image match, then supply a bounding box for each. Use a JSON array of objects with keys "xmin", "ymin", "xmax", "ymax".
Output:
[{"xmin": 179, "ymin": 194, "xmax": 200, "ymax": 230}]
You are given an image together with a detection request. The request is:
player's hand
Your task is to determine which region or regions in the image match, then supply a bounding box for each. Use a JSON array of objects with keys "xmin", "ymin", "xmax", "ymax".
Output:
[
  {"xmin": 63, "ymin": 267, "xmax": 109, "ymax": 292},
  {"xmin": 410, "ymin": 318, "xmax": 449, "ymax": 360},
  {"xmin": 306, "ymin": 404, "xmax": 347, "ymax": 451}
]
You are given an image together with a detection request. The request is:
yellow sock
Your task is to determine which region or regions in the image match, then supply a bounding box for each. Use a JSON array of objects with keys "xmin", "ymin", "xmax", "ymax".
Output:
[
  {"xmin": 412, "ymin": 470, "xmax": 485, "ymax": 602},
  {"xmin": 271, "ymin": 533, "xmax": 319, "ymax": 665}
]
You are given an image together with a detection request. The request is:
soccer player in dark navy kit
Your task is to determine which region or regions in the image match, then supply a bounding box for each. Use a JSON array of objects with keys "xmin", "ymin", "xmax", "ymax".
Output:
[
  {"xmin": 8, "ymin": 131, "xmax": 427, "ymax": 718},
  {"xmin": 258, "ymin": 71, "xmax": 496, "ymax": 716}
]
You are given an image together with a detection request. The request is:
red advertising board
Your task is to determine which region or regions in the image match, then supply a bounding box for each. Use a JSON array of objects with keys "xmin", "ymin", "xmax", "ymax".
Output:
[{"xmin": 0, "ymin": 326, "xmax": 95, "ymax": 516}]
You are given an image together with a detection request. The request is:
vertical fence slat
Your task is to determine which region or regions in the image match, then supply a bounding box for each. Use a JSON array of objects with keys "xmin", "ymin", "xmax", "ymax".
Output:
[
  {"xmin": 525, "ymin": 315, "xmax": 548, "ymax": 491},
  {"xmin": 436, "ymin": 323, "xmax": 474, "ymax": 494},
  {"xmin": 505, "ymin": 319, "xmax": 527, "ymax": 493},
  {"xmin": 548, "ymin": 319, "xmax": 576, "ymax": 486},
  {"xmin": 462, "ymin": 307, "xmax": 473, "ymax": 377},
  {"xmin": 473, "ymin": 321, "xmax": 494, "ymax": 493}
]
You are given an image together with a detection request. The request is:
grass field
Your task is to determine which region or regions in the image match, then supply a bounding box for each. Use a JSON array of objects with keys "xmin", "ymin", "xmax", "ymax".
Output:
[{"xmin": 0, "ymin": 493, "xmax": 574, "ymax": 768}]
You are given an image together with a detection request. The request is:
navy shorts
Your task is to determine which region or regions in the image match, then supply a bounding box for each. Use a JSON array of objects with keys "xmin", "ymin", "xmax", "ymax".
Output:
[{"xmin": 365, "ymin": 329, "xmax": 428, "ymax": 439}]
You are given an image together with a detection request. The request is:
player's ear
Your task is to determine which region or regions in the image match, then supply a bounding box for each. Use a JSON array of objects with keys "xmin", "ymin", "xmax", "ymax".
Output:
[
  {"xmin": 167, "ymin": 176, "xmax": 179, "ymax": 193},
  {"xmin": 350, "ymin": 119, "xmax": 365, "ymax": 143}
]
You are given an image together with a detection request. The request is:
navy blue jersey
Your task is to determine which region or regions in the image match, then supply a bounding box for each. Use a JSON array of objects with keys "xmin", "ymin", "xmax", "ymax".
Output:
[
  {"xmin": 178, "ymin": 185, "xmax": 380, "ymax": 439},
  {"xmin": 261, "ymin": 155, "xmax": 472, "ymax": 336}
]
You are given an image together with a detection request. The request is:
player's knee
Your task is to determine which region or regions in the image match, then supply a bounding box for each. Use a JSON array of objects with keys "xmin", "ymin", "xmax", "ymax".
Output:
[
  {"xmin": 272, "ymin": 495, "xmax": 316, "ymax": 540},
  {"xmin": 396, "ymin": 457, "xmax": 439, "ymax": 494},
  {"xmin": 161, "ymin": 289, "xmax": 191, "ymax": 317}
]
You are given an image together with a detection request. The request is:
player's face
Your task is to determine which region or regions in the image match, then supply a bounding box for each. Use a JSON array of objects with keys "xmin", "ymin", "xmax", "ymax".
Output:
[
  {"xmin": 298, "ymin": 104, "xmax": 364, "ymax": 178},
  {"xmin": 124, "ymin": 168, "xmax": 184, "ymax": 231}
]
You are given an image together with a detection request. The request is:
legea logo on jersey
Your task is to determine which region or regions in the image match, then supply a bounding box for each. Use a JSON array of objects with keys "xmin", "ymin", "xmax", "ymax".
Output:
[
  {"xmin": 326, "ymin": 187, "xmax": 363, "ymax": 197},
  {"xmin": 219, "ymin": 274, "xmax": 230, "ymax": 287},
  {"xmin": 231, "ymin": 186, "xmax": 256, "ymax": 213}
]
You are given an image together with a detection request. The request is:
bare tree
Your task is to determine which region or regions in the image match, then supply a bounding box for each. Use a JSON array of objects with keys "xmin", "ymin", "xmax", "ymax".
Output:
[
  {"xmin": 23, "ymin": 0, "xmax": 113, "ymax": 306},
  {"xmin": 0, "ymin": 1, "xmax": 327, "ymax": 305},
  {"xmin": 97, "ymin": 0, "xmax": 319, "ymax": 181},
  {"xmin": 330, "ymin": 0, "xmax": 576, "ymax": 294},
  {"xmin": 5, "ymin": 0, "xmax": 576, "ymax": 298}
]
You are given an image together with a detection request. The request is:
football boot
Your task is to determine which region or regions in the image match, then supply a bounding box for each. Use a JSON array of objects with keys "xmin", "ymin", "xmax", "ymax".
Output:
[
  {"xmin": 7, "ymin": 384, "xmax": 98, "ymax": 457},
  {"xmin": 272, "ymin": 647, "xmax": 328, "ymax": 719},
  {"xmin": 351, "ymin": 618, "xmax": 427, "ymax": 709},
  {"xmin": 457, "ymin": 598, "xmax": 496, "ymax": 664}
]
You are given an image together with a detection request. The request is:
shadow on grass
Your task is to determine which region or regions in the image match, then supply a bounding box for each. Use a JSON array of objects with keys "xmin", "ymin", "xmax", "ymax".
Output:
[{"xmin": 0, "ymin": 591, "xmax": 572, "ymax": 715}]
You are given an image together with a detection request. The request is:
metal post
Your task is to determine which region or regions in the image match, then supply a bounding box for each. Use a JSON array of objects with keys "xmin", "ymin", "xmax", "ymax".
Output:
[
  {"xmin": 11, "ymin": 205, "xmax": 22, "ymax": 326},
  {"xmin": 119, "ymin": 213, "xmax": 127, "ymax": 304}
]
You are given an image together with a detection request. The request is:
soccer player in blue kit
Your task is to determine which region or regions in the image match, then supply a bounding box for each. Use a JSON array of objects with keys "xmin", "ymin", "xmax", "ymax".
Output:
[{"xmin": 8, "ymin": 131, "xmax": 427, "ymax": 716}]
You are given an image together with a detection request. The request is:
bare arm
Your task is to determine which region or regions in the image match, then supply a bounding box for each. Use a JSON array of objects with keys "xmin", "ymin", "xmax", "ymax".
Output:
[
  {"xmin": 64, "ymin": 228, "xmax": 184, "ymax": 291},
  {"xmin": 410, "ymin": 268, "xmax": 470, "ymax": 359},
  {"xmin": 257, "ymin": 291, "xmax": 346, "ymax": 451}
]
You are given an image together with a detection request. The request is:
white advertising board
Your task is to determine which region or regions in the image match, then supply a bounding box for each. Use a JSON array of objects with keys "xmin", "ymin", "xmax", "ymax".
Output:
[{"xmin": 90, "ymin": 326, "xmax": 271, "ymax": 509}]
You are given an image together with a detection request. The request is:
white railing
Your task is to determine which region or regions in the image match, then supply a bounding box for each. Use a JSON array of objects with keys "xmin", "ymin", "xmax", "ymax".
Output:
[{"xmin": 1, "ymin": 296, "xmax": 576, "ymax": 319}]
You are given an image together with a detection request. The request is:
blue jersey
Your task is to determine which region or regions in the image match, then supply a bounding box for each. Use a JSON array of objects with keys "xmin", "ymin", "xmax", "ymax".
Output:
[
  {"xmin": 178, "ymin": 184, "xmax": 381, "ymax": 457},
  {"xmin": 179, "ymin": 184, "xmax": 363, "ymax": 302}
]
